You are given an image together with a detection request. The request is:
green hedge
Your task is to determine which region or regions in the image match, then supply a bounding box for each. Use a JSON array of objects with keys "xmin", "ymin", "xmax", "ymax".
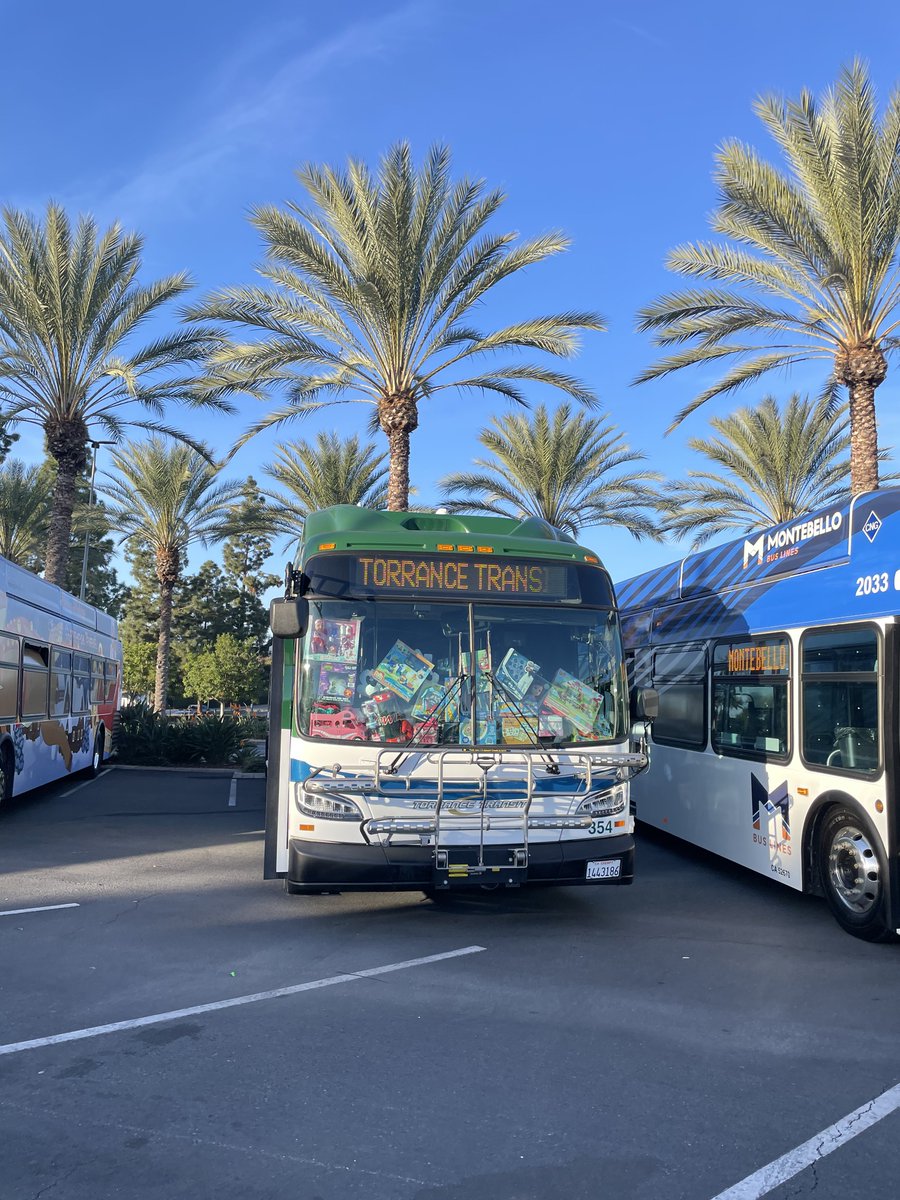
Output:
[{"xmin": 115, "ymin": 703, "xmax": 266, "ymax": 769}]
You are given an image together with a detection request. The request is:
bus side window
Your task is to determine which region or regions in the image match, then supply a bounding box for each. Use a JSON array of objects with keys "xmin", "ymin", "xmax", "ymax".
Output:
[
  {"xmin": 651, "ymin": 644, "xmax": 707, "ymax": 750},
  {"xmin": 91, "ymin": 658, "xmax": 105, "ymax": 705},
  {"xmin": 72, "ymin": 654, "xmax": 91, "ymax": 714},
  {"xmin": 104, "ymin": 660, "xmax": 118, "ymax": 704},
  {"xmin": 22, "ymin": 642, "xmax": 50, "ymax": 720},
  {"xmin": 51, "ymin": 649, "xmax": 72, "ymax": 718},
  {"xmin": 0, "ymin": 633, "xmax": 19, "ymax": 722},
  {"xmin": 801, "ymin": 626, "xmax": 879, "ymax": 774}
]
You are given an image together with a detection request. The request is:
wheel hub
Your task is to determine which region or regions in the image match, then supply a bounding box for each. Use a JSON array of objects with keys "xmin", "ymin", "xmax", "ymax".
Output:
[{"xmin": 827, "ymin": 825, "xmax": 880, "ymax": 915}]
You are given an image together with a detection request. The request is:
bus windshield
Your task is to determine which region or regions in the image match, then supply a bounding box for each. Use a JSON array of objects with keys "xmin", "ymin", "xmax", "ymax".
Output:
[{"xmin": 296, "ymin": 598, "xmax": 628, "ymax": 747}]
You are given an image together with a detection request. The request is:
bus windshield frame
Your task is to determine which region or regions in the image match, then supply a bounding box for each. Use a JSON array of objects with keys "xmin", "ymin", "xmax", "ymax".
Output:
[{"xmin": 294, "ymin": 590, "xmax": 628, "ymax": 750}]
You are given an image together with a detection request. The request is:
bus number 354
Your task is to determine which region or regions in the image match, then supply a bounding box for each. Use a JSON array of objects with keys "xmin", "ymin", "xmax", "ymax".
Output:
[{"xmin": 589, "ymin": 818, "xmax": 614, "ymax": 836}]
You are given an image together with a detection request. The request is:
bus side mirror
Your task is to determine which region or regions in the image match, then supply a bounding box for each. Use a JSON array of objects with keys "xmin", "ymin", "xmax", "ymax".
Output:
[
  {"xmin": 631, "ymin": 687, "xmax": 658, "ymax": 721},
  {"xmin": 270, "ymin": 597, "xmax": 309, "ymax": 639}
]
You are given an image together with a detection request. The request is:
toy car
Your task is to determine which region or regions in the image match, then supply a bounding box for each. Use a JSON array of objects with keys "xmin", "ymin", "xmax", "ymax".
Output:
[{"xmin": 309, "ymin": 708, "xmax": 368, "ymax": 740}]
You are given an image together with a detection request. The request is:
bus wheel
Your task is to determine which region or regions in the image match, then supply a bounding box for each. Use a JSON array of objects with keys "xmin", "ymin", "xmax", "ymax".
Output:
[
  {"xmin": 0, "ymin": 744, "xmax": 13, "ymax": 808},
  {"xmin": 818, "ymin": 808, "xmax": 894, "ymax": 942},
  {"xmin": 88, "ymin": 728, "xmax": 105, "ymax": 778}
]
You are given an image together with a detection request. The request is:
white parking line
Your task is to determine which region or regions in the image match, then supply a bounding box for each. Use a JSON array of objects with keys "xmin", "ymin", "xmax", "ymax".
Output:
[
  {"xmin": 0, "ymin": 903, "xmax": 80, "ymax": 918},
  {"xmin": 0, "ymin": 945, "xmax": 486, "ymax": 1057},
  {"xmin": 228, "ymin": 773, "xmax": 237, "ymax": 807},
  {"xmin": 711, "ymin": 1081, "xmax": 900, "ymax": 1199},
  {"xmin": 59, "ymin": 768, "xmax": 110, "ymax": 798}
]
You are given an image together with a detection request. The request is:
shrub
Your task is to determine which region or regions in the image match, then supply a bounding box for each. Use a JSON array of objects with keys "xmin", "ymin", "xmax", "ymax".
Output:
[{"xmin": 114, "ymin": 706, "xmax": 247, "ymax": 767}]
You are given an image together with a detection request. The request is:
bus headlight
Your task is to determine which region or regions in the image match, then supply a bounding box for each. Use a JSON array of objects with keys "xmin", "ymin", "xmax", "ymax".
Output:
[
  {"xmin": 578, "ymin": 785, "xmax": 626, "ymax": 817},
  {"xmin": 296, "ymin": 788, "xmax": 363, "ymax": 821}
]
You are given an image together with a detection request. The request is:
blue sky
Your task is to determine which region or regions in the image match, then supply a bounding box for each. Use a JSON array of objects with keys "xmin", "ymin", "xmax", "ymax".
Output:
[{"xmin": 4, "ymin": 0, "xmax": 900, "ymax": 585}]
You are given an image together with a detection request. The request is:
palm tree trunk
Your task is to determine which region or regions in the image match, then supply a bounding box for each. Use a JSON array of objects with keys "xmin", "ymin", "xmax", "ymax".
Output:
[
  {"xmin": 848, "ymin": 380, "xmax": 880, "ymax": 494},
  {"xmin": 837, "ymin": 344, "xmax": 887, "ymax": 495},
  {"xmin": 385, "ymin": 428, "xmax": 412, "ymax": 510},
  {"xmin": 379, "ymin": 394, "xmax": 418, "ymax": 511},
  {"xmin": 44, "ymin": 416, "xmax": 89, "ymax": 588},
  {"xmin": 43, "ymin": 463, "xmax": 79, "ymax": 586},
  {"xmin": 154, "ymin": 579, "xmax": 175, "ymax": 713}
]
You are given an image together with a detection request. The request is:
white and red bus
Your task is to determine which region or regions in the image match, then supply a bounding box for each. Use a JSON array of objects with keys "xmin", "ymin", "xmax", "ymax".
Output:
[{"xmin": 0, "ymin": 554, "xmax": 121, "ymax": 805}]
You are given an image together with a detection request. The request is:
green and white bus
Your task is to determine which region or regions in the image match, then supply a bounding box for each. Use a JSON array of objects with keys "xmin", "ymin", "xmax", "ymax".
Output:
[{"xmin": 264, "ymin": 506, "xmax": 647, "ymax": 898}]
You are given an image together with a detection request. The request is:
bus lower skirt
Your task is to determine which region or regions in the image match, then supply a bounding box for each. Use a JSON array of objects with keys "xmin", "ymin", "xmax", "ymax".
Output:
[{"xmin": 285, "ymin": 836, "xmax": 634, "ymax": 892}]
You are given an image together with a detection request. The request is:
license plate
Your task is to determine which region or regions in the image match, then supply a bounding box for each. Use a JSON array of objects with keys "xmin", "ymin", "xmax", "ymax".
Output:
[{"xmin": 586, "ymin": 859, "xmax": 621, "ymax": 880}]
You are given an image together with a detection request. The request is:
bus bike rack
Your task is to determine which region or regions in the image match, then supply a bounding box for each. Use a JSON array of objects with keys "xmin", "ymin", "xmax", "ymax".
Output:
[{"xmin": 303, "ymin": 747, "xmax": 646, "ymax": 887}]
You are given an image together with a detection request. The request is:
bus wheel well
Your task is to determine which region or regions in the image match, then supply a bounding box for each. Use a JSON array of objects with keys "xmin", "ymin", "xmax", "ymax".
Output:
[{"xmin": 802, "ymin": 792, "xmax": 882, "ymax": 896}]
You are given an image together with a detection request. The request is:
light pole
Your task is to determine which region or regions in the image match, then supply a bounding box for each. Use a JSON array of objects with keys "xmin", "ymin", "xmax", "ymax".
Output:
[{"xmin": 79, "ymin": 440, "xmax": 116, "ymax": 603}]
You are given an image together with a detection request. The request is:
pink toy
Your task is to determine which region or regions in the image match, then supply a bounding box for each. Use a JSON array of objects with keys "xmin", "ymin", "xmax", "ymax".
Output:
[
  {"xmin": 410, "ymin": 718, "xmax": 438, "ymax": 745},
  {"xmin": 309, "ymin": 708, "xmax": 368, "ymax": 741}
]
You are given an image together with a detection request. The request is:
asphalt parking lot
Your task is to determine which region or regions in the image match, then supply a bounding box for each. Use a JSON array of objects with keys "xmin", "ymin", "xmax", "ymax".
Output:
[{"xmin": 2, "ymin": 768, "xmax": 900, "ymax": 1200}]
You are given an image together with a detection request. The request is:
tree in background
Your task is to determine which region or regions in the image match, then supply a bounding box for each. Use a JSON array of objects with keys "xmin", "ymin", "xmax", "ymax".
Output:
[
  {"xmin": 122, "ymin": 639, "xmax": 156, "ymax": 702},
  {"xmin": 190, "ymin": 142, "xmax": 605, "ymax": 509},
  {"xmin": 182, "ymin": 634, "xmax": 264, "ymax": 715},
  {"xmin": 637, "ymin": 62, "xmax": 900, "ymax": 494},
  {"xmin": 440, "ymin": 403, "xmax": 663, "ymax": 539},
  {"xmin": 101, "ymin": 438, "xmax": 243, "ymax": 712},
  {"xmin": 0, "ymin": 459, "xmax": 126, "ymax": 612},
  {"xmin": 0, "ymin": 203, "xmax": 227, "ymax": 584},
  {"xmin": 660, "ymin": 394, "xmax": 892, "ymax": 547},
  {"xmin": 0, "ymin": 421, "xmax": 18, "ymax": 464},
  {"xmin": 221, "ymin": 478, "xmax": 280, "ymax": 643},
  {"xmin": 0, "ymin": 460, "xmax": 52, "ymax": 566},
  {"xmin": 263, "ymin": 432, "xmax": 388, "ymax": 551}
]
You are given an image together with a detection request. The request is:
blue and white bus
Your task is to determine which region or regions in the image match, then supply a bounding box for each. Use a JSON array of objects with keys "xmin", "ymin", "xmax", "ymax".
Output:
[{"xmin": 618, "ymin": 487, "xmax": 900, "ymax": 941}]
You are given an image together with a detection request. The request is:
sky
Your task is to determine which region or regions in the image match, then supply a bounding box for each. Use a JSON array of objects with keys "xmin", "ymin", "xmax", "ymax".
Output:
[{"xmin": 4, "ymin": 0, "xmax": 900, "ymax": 588}]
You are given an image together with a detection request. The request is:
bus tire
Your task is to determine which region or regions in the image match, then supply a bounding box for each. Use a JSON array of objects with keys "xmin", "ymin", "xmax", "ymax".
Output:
[
  {"xmin": 0, "ymin": 742, "xmax": 13, "ymax": 808},
  {"xmin": 88, "ymin": 727, "xmax": 105, "ymax": 778},
  {"xmin": 818, "ymin": 807, "xmax": 895, "ymax": 942}
]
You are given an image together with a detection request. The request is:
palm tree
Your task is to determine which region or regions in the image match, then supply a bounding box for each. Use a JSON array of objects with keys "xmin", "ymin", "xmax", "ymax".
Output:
[
  {"xmin": 188, "ymin": 142, "xmax": 605, "ymax": 509},
  {"xmin": 0, "ymin": 203, "xmax": 227, "ymax": 586},
  {"xmin": 101, "ymin": 439, "xmax": 243, "ymax": 712},
  {"xmin": 439, "ymin": 403, "xmax": 662, "ymax": 539},
  {"xmin": 636, "ymin": 61, "xmax": 900, "ymax": 494},
  {"xmin": 0, "ymin": 460, "xmax": 52, "ymax": 567},
  {"xmin": 263, "ymin": 431, "xmax": 388, "ymax": 552},
  {"xmin": 659, "ymin": 394, "xmax": 884, "ymax": 547}
]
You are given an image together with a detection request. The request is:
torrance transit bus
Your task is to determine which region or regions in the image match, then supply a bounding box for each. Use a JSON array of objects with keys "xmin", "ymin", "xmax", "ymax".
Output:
[
  {"xmin": 618, "ymin": 486, "xmax": 900, "ymax": 942},
  {"xmin": 265, "ymin": 506, "xmax": 647, "ymax": 898}
]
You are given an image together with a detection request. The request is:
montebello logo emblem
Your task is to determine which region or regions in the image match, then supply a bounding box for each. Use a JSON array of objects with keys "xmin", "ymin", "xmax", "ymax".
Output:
[
  {"xmin": 751, "ymin": 776, "xmax": 791, "ymax": 842},
  {"xmin": 863, "ymin": 511, "xmax": 882, "ymax": 543},
  {"xmin": 742, "ymin": 510, "xmax": 843, "ymax": 570}
]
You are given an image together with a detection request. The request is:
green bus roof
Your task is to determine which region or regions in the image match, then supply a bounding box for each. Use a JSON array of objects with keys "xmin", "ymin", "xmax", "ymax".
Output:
[{"xmin": 299, "ymin": 506, "xmax": 604, "ymax": 566}]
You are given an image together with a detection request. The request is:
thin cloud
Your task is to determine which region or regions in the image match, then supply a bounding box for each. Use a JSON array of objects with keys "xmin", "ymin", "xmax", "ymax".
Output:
[{"xmin": 59, "ymin": 1, "xmax": 436, "ymax": 226}]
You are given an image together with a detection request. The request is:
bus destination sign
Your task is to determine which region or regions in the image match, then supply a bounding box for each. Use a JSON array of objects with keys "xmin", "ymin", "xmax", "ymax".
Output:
[
  {"xmin": 714, "ymin": 637, "xmax": 789, "ymax": 676},
  {"xmin": 358, "ymin": 554, "xmax": 566, "ymax": 597},
  {"xmin": 302, "ymin": 552, "xmax": 610, "ymax": 604}
]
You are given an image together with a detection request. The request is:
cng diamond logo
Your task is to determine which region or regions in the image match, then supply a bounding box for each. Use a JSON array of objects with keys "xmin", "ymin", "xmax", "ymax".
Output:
[{"xmin": 863, "ymin": 511, "xmax": 882, "ymax": 543}]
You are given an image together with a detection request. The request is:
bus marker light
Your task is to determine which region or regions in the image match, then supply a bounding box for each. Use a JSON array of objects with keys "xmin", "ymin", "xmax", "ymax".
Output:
[
  {"xmin": 585, "ymin": 555, "xmax": 599, "ymax": 564},
  {"xmin": 476, "ymin": 546, "xmax": 493, "ymax": 553},
  {"xmin": 614, "ymin": 820, "xmax": 625, "ymax": 828},
  {"xmin": 876, "ymin": 800, "xmax": 884, "ymax": 813},
  {"xmin": 319, "ymin": 542, "xmax": 336, "ymax": 550},
  {"xmin": 457, "ymin": 544, "xmax": 474, "ymax": 552},
  {"xmin": 299, "ymin": 824, "xmax": 315, "ymax": 831},
  {"xmin": 436, "ymin": 543, "xmax": 454, "ymax": 551},
  {"xmin": 797, "ymin": 787, "xmax": 809, "ymax": 796}
]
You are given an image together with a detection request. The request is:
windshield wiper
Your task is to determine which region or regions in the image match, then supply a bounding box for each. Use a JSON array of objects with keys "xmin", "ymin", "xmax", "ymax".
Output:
[
  {"xmin": 383, "ymin": 674, "xmax": 466, "ymax": 774},
  {"xmin": 485, "ymin": 670, "xmax": 561, "ymax": 775}
]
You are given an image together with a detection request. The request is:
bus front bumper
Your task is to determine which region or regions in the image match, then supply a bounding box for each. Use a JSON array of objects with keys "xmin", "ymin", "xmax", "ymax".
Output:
[{"xmin": 285, "ymin": 834, "xmax": 634, "ymax": 892}]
